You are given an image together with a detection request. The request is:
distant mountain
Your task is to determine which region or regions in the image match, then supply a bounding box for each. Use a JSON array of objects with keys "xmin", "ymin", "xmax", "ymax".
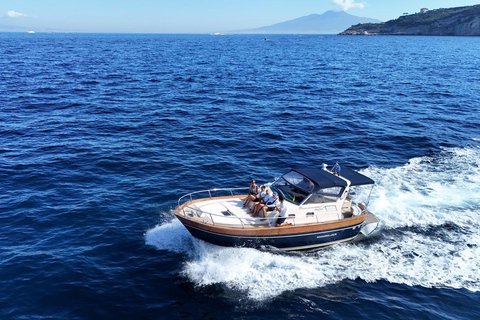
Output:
[
  {"xmin": 340, "ymin": 4, "xmax": 480, "ymax": 36},
  {"xmin": 235, "ymin": 10, "xmax": 381, "ymax": 34}
]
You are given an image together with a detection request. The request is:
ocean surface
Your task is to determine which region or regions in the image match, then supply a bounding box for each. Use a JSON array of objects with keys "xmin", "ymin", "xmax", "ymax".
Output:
[{"xmin": 1, "ymin": 33, "xmax": 479, "ymax": 319}]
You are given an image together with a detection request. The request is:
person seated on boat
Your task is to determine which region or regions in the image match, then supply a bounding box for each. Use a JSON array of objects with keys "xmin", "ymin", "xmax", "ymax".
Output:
[
  {"xmin": 250, "ymin": 187, "xmax": 270, "ymax": 216},
  {"xmin": 275, "ymin": 195, "xmax": 290, "ymax": 226},
  {"xmin": 252, "ymin": 189, "xmax": 274, "ymax": 217},
  {"xmin": 332, "ymin": 162, "xmax": 341, "ymax": 176},
  {"xmin": 242, "ymin": 179, "xmax": 259, "ymax": 208},
  {"xmin": 259, "ymin": 192, "xmax": 278, "ymax": 219},
  {"xmin": 247, "ymin": 185, "xmax": 266, "ymax": 212}
]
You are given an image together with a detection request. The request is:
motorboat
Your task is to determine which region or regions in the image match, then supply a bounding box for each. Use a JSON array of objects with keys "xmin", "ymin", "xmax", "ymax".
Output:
[{"xmin": 173, "ymin": 165, "xmax": 379, "ymax": 251}]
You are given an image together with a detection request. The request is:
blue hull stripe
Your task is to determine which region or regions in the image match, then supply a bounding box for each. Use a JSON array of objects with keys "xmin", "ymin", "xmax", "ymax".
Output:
[{"xmin": 183, "ymin": 222, "xmax": 363, "ymax": 250}]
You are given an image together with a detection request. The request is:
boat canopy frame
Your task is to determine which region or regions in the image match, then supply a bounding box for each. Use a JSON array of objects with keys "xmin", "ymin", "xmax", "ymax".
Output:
[{"xmin": 269, "ymin": 167, "xmax": 374, "ymax": 206}]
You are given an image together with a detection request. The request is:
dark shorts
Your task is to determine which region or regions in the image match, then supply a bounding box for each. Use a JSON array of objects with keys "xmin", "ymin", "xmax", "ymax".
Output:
[
  {"xmin": 266, "ymin": 206, "xmax": 275, "ymax": 212},
  {"xmin": 276, "ymin": 217, "xmax": 286, "ymax": 225},
  {"xmin": 253, "ymin": 198, "xmax": 260, "ymax": 202}
]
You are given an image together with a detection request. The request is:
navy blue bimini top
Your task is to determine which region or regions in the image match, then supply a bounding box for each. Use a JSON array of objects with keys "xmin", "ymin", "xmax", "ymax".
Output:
[{"xmin": 291, "ymin": 167, "xmax": 374, "ymax": 191}]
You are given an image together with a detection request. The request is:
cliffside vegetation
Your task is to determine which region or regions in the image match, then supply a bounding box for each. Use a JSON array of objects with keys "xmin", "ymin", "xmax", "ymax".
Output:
[{"xmin": 340, "ymin": 4, "xmax": 480, "ymax": 35}]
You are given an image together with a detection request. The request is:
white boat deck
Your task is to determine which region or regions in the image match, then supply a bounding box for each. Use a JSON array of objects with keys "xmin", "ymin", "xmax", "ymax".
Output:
[
  {"xmin": 180, "ymin": 195, "xmax": 371, "ymax": 229},
  {"xmin": 186, "ymin": 198, "xmax": 282, "ymax": 227}
]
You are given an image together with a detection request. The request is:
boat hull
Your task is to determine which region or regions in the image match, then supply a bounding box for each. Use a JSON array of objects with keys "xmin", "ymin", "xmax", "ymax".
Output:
[{"xmin": 175, "ymin": 214, "xmax": 364, "ymax": 251}]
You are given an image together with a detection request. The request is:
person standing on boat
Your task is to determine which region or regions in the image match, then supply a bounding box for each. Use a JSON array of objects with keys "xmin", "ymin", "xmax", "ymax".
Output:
[
  {"xmin": 243, "ymin": 179, "xmax": 259, "ymax": 208},
  {"xmin": 332, "ymin": 162, "xmax": 341, "ymax": 176},
  {"xmin": 275, "ymin": 195, "xmax": 289, "ymax": 226}
]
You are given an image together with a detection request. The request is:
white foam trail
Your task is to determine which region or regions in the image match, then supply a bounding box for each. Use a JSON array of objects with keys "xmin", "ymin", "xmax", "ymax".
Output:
[
  {"xmin": 362, "ymin": 146, "xmax": 480, "ymax": 229},
  {"xmin": 146, "ymin": 146, "xmax": 480, "ymax": 300}
]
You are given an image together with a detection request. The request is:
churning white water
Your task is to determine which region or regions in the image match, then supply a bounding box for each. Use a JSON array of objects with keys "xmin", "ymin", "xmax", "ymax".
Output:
[{"xmin": 146, "ymin": 146, "xmax": 480, "ymax": 300}]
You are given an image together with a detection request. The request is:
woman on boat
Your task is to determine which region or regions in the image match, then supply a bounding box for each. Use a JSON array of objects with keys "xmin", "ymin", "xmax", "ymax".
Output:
[
  {"xmin": 246, "ymin": 185, "xmax": 266, "ymax": 211},
  {"xmin": 249, "ymin": 187, "xmax": 269, "ymax": 216},
  {"xmin": 242, "ymin": 179, "xmax": 259, "ymax": 208}
]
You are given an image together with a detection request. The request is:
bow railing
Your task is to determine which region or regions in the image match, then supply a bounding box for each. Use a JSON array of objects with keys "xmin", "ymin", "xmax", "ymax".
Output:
[{"xmin": 176, "ymin": 187, "xmax": 294, "ymax": 228}]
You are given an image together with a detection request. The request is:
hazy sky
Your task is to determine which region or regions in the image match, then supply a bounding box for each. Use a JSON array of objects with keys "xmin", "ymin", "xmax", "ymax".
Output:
[{"xmin": 1, "ymin": 0, "xmax": 479, "ymax": 33}]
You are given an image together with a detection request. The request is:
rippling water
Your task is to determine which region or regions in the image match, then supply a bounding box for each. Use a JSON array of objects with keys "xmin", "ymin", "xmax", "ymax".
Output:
[{"xmin": 1, "ymin": 33, "xmax": 479, "ymax": 319}]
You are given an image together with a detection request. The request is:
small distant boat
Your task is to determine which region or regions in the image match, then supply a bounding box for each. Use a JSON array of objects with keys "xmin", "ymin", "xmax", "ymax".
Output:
[
  {"xmin": 27, "ymin": 31, "xmax": 35, "ymax": 34},
  {"xmin": 174, "ymin": 165, "xmax": 379, "ymax": 251}
]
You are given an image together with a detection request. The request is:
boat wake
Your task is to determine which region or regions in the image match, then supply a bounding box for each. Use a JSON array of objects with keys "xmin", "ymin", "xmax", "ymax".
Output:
[{"xmin": 145, "ymin": 146, "xmax": 480, "ymax": 301}]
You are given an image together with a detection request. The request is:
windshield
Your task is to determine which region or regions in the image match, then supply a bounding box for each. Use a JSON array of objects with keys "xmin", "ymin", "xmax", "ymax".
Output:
[
  {"xmin": 271, "ymin": 171, "xmax": 314, "ymax": 205},
  {"xmin": 304, "ymin": 186, "xmax": 344, "ymax": 204}
]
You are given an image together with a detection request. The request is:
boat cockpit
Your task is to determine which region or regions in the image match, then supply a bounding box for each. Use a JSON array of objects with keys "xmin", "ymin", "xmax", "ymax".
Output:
[{"xmin": 270, "ymin": 170, "xmax": 346, "ymax": 206}]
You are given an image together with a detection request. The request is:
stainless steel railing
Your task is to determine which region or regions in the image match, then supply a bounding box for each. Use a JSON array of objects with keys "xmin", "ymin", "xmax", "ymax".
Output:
[
  {"xmin": 176, "ymin": 187, "xmax": 294, "ymax": 228},
  {"xmin": 177, "ymin": 187, "xmax": 247, "ymax": 208}
]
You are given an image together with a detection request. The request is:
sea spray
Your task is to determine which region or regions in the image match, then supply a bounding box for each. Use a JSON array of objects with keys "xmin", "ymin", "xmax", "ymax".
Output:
[{"xmin": 146, "ymin": 147, "xmax": 480, "ymax": 300}]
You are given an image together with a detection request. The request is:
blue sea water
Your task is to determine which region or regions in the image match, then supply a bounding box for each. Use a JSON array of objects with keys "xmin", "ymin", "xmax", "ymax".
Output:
[{"xmin": 1, "ymin": 32, "xmax": 480, "ymax": 319}]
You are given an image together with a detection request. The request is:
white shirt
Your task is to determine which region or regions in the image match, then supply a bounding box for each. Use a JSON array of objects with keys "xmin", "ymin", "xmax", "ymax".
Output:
[{"xmin": 277, "ymin": 201, "xmax": 287, "ymax": 217}]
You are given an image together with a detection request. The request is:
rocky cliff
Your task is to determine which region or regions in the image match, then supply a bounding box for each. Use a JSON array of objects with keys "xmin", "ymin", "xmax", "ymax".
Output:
[{"xmin": 340, "ymin": 5, "xmax": 480, "ymax": 36}]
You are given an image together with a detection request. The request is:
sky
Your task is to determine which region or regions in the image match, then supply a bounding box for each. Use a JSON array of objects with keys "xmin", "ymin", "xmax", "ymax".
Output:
[{"xmin": 1, "ymin": 0, "xmax": 479, "ymax": 33}]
